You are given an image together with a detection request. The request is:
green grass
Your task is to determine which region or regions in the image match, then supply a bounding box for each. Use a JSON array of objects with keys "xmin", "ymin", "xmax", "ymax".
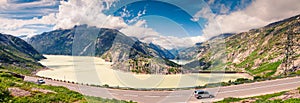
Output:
[
  {"xmin": 215, "ymin": 97, "xmax": 243, "ymax": 103},
  {"xmin": 85, "ymin": 96, "xmax": 135, "ymax": 103},
  {"xmin": 216, "ymin": 87, "xmax": 300, "ymax": 103},
  {"xmin": 236, "ymin": 50, "xmax": 258, "ymax": 68},
  {"xmin": 0, "ymin": 71, "xmax": 135, "ymax": 103},
  {"xmin": 0, "ymin": 65, "xmax": 32, "ymax": 75},
  {"xmin": 215, "ymin": 92, "xmax": 285, "ymax": 103},
  {"xmin": 249, "ymin": 61, "xmax": 282, "ymax": 77},
  {"xmin": 253, "ymin": 91, "xmax": 286, "ymax": 101},
  {"xmin": 296, "ymin": 70, "xmax": 300, "ymax": 75}
]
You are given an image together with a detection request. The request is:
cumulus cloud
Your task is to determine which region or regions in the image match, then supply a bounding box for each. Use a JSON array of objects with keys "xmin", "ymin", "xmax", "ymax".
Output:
[
  {"xmin": 0, "ymin": 0, "xmax": 59, "ymax": 36},
  {"xmin": 50, "ymin": 0, "xmax": 199, "ymax": 49},
  {"xmin": 0, "ymin": 0, "xmax": 59, "ymax": 18},
  {"xmin": 0, "ymin": 0, "xmax": 126, "ymax": 36},
  {"xmin": 0, "ymin": 14, "xmax": 55, "ymax": 36},
  {"xmin": 1, "ymin": 0, "xmax": 300, "ymax": 49},
  {"xmin": 0, "ymin": 0, "xmax": 185, "ymax": 49},
  {"xmin": 194, "ymin": 0, "xmax": 300, "ymax": 36},
  {"xmin": 52, "ymin": 0, "xmax": 128, "ymax": 30},
  {"xmin": 120, "ymin": 20, "xmax": 206, "ymax": 49},
  {"xmin": 150, "ymin": 36, "xmax": 206, "ymax": 49},
  {"xmin": 0, "ymin": 0, "xmax": 7, "ymax": 5}
]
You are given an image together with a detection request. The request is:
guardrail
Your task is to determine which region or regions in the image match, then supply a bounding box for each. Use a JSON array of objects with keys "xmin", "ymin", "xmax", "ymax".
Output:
[{"xmin": 191, "ymin": 71, "xmax": 245, "ymax": 73}]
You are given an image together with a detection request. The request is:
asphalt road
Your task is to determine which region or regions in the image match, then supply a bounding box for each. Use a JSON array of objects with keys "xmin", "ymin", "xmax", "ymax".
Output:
[{"xmin": 25, "ymin": 76, "xmax": 300, "ymax": 103}]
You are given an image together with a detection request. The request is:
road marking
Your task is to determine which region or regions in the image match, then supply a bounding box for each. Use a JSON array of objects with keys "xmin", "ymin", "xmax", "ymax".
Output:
[
  {"xmin": 218, "ymin": 80, "xmax": 300, "ymax": 94},
  {"xmin": 220, "ymin": 76, "xmax": 300, "ymax": 89},
  {"xmin": 110, "ymin": 93, "xmax": 119, "ymax": 95},
  {"xmin": 25, "ymin": 75, "xmax": 300, "ymax": 103},
  {"xmin": 144, "ymin": 95, "xmax": 160, "ymax": 98},
  {"xmin": 166, "ymin": 95, "xmax": 181, "ymax": 97},
  {"xmin": 123, "ymin": 94, "xmax": 138, "ymax": 97}
]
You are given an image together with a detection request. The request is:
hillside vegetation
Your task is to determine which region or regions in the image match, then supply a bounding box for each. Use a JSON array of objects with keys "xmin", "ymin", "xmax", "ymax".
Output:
[
  {"xmin": 0, "ymin": 33, "xmax": 45, "ymax": 75},
  {"xmin": 216, "ymin": 87, "xmax": 300, "ymax": 103},
  {"xmin": 0, "ymin": 29, "xmax": 135, "ymax": 103},
  {"xmin": 0, "ymin": 71, "xmax": 135, "ymax": 103},
  {"xmin": 29, "ymin": 25, "xmax": 180, "ymax": 74},
  {"xmin": 182, "ymin": 14, "xmax": 300, "ymax": 77}
]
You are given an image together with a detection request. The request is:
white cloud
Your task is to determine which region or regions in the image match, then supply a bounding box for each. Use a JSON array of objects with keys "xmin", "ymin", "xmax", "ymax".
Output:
[
  {"xmin": 0, "ymin": 0, "xmax": 59, "ymax": 15},
  {"xmin": 0, "ymin": 0, "xmax": 125, "ymax": 36},
  {"xmin": 0, "ymin": 15, "xmax": 55, "ymax": 36},
  {"xmin": 52, "ymin": 0, "xmax": 128, "ymax": 30},
  {"xmin": 219, "ymin": 4, "xmax": 230, "ymax": 14},
  {"xmin": 0, "ymin": 0, "xmax": 59, "ymax": 36},
  {"xmin": 0, "ymin": 0, "xmax": 7, "ymax": 5},
  {"xmin": 191, "ymin": 6, "xmax": 216, "ymax": 22},
  {"xmin": 194, "ymin": 0, "xmax": 300, "ymax": 36},
  {"xmin": 2, "ymin": 0, "xmax": 300, "ymax": 49},
  {"xmin": 120, "ymin": 6, "xmax": 131, "ymax": 18},
  {"xmin": 150, "ymin": 36, "xmax": 206, "ymax": 49},
  {"xmin": 38, "ymin": 0, "xmax": 205, "ymax": 49},
  {"xmin": 0, "ymin": 0, "xmax": 213, "ymax": 49},
  {"xmin": 0, "ymin": 28, "xmax": 36, "ymax": 37},
  {"xmin": 120, "ymin": 20, "xmax": 206, "ymax": 49}
]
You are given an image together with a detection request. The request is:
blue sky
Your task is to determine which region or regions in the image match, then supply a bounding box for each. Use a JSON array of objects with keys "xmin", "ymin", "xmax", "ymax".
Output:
[
  {"xmin": 2, "ymin": 0, "xmax": 59, "ymax": 19},
  {"xmin": 0, "ymin": 0, "xmax": 250, "ymax": 36},
  {"xmin": 113, "ymin": 0, "xmax": 252, "ymax": 37},
  {"xmin": 0, "ymin": 0, "xmax": 299, "ymax": 49}
]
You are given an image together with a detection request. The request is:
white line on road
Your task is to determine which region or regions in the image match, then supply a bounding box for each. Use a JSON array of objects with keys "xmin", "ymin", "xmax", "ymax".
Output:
[
  {"xmin": 144, "ymin": 95, "xmax": 160, "ymax": 98},
  {"xmin": 166, "ymin": 95, "xmax": 182, "ymax": 97},
  {"xmin": 123, "ymin": 94, "xmax": 138, "ymax": 97},
  {"xmin": 218, "ymin": 80, "xmax": 300, "ymax": 94},
  {"xmin": 110, "ymin": 93, "xmax": 119, "ymax": 95},
  {"xmin": 220, "ymin": 76, "xmax": 300, "ymax": 89}
]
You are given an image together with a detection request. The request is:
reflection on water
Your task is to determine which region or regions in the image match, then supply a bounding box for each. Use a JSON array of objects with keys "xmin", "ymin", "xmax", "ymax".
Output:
[
  {"xmin": 37, "ymin": 55, "xmax": 247, "ymax": 88},
  {"xmin": 169, "ymin": 59, "xmax": 192, "ymax": 65}
]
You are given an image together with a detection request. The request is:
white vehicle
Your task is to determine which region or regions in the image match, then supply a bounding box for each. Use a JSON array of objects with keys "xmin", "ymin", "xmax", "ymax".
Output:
[
  {"xmin": 37, "ymin": 79, "xmax": 45, "ymax": 84},
  {"xmin": 194, "ymin": 90, "xmax": 214, "ymax": 99}
]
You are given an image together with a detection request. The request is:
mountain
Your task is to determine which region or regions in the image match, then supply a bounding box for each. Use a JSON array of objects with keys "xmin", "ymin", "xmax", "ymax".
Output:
[
  {"xmin": 207, "ymin": 33, "xmax": 234, "ymax": 41},
  {"xmin": 181, "ymin": 14, "xmax": 300, "ymax": 77},
  {"xmin": 0, "ymin": 33, "xmax": 45, "ymax": 74},
  {"xmin": 28, "ymin": 25, "xmax": 179, "ymax": 74},
  {"xmin": 148, "ymin": 42, "xmax": 175, "ymax": 59},
  {"xmin": 175, "ymin": 33, "xmax": 234, "ymax": 61}
]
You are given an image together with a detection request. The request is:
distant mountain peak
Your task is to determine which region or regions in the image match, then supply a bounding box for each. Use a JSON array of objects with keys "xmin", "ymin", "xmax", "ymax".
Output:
[{"xmin": 28, "ymin": 26, "xmax": 179, "ymax": 74}]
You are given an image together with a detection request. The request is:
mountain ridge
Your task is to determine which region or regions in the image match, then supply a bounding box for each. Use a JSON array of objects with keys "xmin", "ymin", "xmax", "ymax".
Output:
[
  {"xmin": 180, "ymin": 14, "xmax": 300, "ymax": 77},
  {"xmin": 0, "ymin": 33, "xmax": 45, "ymax": 74},
  {"xmin": 28, "ymin": 25, "xmax": 180, "ymax": 74}
]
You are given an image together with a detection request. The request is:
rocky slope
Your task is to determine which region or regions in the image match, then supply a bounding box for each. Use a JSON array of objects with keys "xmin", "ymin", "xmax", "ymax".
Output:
[
  {"xmin": 0, "ymin": 33, "xmax": 45, "ymax": 74},
  {"xmin": 28, "ymin": 25, "xmax": 179, "ymax": 74},
  {"xmin": 181, "ymin": 14, "xmax": 300, "ymax": 77}
]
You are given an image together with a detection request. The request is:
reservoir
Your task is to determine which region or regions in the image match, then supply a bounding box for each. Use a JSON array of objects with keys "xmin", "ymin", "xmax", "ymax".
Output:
[{"xmin": 37, "ymin": 55, "xmax": 248, "ymax": 88}]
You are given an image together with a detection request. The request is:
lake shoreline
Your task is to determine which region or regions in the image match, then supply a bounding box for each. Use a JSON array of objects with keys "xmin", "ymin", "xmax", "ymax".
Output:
[{"xmin": 36, "ymin": 55, "xmax": 250, "ymax": 89}]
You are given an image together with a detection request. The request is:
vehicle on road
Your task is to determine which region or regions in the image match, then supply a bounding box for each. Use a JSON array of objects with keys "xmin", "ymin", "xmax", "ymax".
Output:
[
  {"xmin": 37, "ymin": 79, "xmax": 45, "ymax": 84},
  {"xmin": 194, "ymin": 90, "xmax": 214, "ymax": 99}
]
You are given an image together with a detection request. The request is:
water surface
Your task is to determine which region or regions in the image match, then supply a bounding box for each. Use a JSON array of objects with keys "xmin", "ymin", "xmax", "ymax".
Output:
[{"xmin": 37, "ymin": 55, "xmax": 248, "ymax": 88}]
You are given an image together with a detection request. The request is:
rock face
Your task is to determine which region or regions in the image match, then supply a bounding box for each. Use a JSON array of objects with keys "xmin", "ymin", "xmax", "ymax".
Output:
[
  {"xmin": 0, "ymin": 33, "xmax": 45, "ymax": 72},
  {"xmin": 0, "ymin": 33, "xmax": 45, "ymax": 62},
  {"xmin": 180, "ymin": 14, "xmax": 300, "ymax": 77},
  {"xmin": 148, "ymin": 42, "xmax": 175, "ymax": 59},
  {"xmin": 28, "ymin": 25, "xmax": 179, "ymax": 74},
  {"xmin": 8, "ymin": 87, "xmax": 31, "ymax": 97}
]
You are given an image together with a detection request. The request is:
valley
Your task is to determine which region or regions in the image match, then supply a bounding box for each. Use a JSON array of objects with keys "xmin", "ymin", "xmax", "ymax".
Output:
[
  {"xmin": 0, "ymin": 0, "xmax": 299, "ymax": 102},
  {"xmin": 36, "ymin": 55, "xmax": 247, "ymax": 89}
]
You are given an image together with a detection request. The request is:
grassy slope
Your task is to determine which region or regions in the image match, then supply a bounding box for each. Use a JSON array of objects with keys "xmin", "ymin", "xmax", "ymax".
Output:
[
  {"xmin": 186, "ymin": 14, "xmax": 300, "ymax": 77},
  {"xmin": 226, "ymin": 15, "xmax": 300, "ymax": 77},
  {"xmin": 215, "ymin": 87, "xmax": 300, "ymax": 103},
  {"xmin": 0, "ymin": 71, "xmax": 135, "ymax": 103},
  {"xmin": 0, "ymin": 33, "xmax": 45, "ymax": 75},
  {"xmin": 0, "ymin": 33, "xmax": 133, "ymax": 102}
]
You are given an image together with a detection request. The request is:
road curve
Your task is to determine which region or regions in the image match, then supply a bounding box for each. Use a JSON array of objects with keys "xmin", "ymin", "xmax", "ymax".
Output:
[{"xmin": 25, "ymin": 76, "xmax": 300, "ymax": 103}]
